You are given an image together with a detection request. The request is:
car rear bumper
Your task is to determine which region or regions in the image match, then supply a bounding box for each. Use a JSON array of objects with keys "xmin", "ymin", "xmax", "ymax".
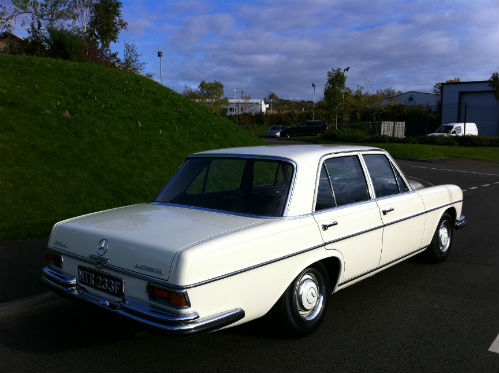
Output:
[
  {"xmin": 455, "ymin": 215, "xmax": 467, "ymax": 229},
  {"xmin": 41, "ymin": 266, "xmax": 245, "ymax": 334}
]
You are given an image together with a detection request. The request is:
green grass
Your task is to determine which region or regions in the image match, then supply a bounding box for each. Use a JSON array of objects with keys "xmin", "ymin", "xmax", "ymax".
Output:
[
  {"xmin": 0, "ymin": 53, "xmax": 263, "ymax": 241},
  {"xmin": 364, "ymin": 142, "xmax": 499, "ymax": 161},
  {"xmin": 291, "ymin": 137, "xmax": 499, "ymax": 161}
]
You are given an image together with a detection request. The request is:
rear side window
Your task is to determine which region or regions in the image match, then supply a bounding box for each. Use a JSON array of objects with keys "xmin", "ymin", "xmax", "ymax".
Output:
[
  {"xmin": 315, "ymin": 165, "xmax": 335, "ymax": 211},
  {"xmin": 363, "ymin": 154, "xmax": 400, "ymax": 197},
  {"xmin": 324, "ymin": 156, "xmax": 370, "ymax": 206}
]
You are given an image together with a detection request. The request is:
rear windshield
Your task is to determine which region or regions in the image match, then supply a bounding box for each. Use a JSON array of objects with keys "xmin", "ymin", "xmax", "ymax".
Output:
[{"xmin": 154, "ymin": 157, "xmax": 294, "ymax": 217}]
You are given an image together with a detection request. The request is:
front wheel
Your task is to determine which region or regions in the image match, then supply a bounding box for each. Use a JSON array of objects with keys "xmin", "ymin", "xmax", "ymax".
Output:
[
  {"xmin": 275, "ymin": 263, "xmax": 330, "ymax": 336},
  {"xmin": 426, "ymin": 212, "xmax": 453, "ymax": 262}
]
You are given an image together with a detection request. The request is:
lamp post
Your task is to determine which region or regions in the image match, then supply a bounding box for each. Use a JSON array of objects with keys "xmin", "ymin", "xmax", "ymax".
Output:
[
  {"xmin": 312, "ymin": 83, "xmax": 316, "ymax": 120},
  {"xmin": 157, "ymin": 51, "xmax": 163, "ymax": 85}
]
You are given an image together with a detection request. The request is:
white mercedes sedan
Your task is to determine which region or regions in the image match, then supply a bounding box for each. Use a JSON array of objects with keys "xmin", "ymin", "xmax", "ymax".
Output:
[{"xmin": 42, "ymin": 145, "xmax": 466, "ymax": 335}]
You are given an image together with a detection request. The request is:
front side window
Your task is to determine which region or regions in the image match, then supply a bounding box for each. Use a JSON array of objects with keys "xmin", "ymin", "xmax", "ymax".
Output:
[
  {"xmin": 363, "ymin": 154, "xmax": 401, "ymax": 197},
  {"xmin": 324, "ymin": 156, "xmax": 370, "ymax": 206},
  {"xmin": 155, "ymin": 157, "xmax": 294, "ymax": 217}
]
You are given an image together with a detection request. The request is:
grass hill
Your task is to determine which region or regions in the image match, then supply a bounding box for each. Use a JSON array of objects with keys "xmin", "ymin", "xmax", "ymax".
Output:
[{"xmin": 0, "ymin": 53, "xmax": 262, "ymax": 241}]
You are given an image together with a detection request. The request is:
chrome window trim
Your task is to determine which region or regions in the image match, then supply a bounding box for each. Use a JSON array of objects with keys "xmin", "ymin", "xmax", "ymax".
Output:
[
  {"xmin": 153, "ymin": 154, "xmax": 297, "ymax": 218},
  {"xmin": 361, "ymin": 152, "xmax": 402, "ymax": 199},
  {"xmin": 373, "ymin": 189, "xmax": 417, "ymax": 202},
  {"xmin": 312, "ymin": 198, "xmax": 376, "ymax": 216},
  {"xmin": 49, "ymin": 199, "xmax": 462, "ymax": 291},
  {"xmin": 313, "ymin": 152, "xmax": 373, "ymax": 213}
]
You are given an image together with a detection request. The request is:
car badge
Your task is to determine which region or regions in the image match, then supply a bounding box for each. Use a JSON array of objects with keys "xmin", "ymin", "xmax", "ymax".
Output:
[{"xmin": 97, "ymin": 239, "xmax": 109, "ymax": 257}]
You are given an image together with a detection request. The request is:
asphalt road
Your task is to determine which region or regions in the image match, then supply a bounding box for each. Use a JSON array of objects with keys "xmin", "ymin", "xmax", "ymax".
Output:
[{"xmin": 1, "ymin": 157, "xmax": 499, "ymax": 372}]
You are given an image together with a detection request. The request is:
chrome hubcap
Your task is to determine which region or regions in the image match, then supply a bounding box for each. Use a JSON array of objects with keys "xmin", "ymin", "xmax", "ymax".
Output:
[
  {"xmin": 438, "ymin": 221, "xmax": 451, "ymax": 253},
  {"xmin": 294, "ymin": 272, "xmax": 323, "ymax": 321}
]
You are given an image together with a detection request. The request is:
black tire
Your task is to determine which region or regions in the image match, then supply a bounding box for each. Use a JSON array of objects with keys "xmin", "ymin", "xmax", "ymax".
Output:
[
  {"xmin": 275, "ymin": 263, "xmax": 330, "ymax": 336},
  {"xmin": 426, "ymin": 212, "xmax": 453, "ymax": 262}
]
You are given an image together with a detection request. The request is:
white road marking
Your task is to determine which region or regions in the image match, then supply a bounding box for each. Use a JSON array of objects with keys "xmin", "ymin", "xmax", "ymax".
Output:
[
  {"xmin": 482, "ymin": 184, "xmax": 491, "ymax": 187},
  {"xmin": 409, "ymin": 165, "xmax": 498, "ymax": 177},
  {"xmin": 489, "ymin": 334, "xmax": 499, "ymax": 354},
  {"xmin": 469, "ymin": 187, "xmax": 478, "ymax": 190},
  {"xmin": 462, "ymin": 190, "xmax": 467, "ymax": 192}
]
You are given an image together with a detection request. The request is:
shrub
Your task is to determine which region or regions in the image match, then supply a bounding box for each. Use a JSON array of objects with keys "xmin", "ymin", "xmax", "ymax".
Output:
[
  {"xmin": 323, "ymin": 129, "xmax": 499, "ymax": 147},
  {"xmin": 46, "ymin": 27, "xmax": 87, "ymax": 61}
]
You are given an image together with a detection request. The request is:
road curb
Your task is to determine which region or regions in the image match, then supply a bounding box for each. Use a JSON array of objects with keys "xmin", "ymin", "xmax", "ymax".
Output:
[{"xmin": 0, "ymin": 292, "xmax": 67, "ymax": 323}]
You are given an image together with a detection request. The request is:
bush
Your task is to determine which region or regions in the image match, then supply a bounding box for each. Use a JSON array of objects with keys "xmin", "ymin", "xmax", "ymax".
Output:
[
  {"xmin": 46, "ymin": 27, "xmax": 87, "ymax": 61},
  {"xmin": 323, "ymin": 129, "xmax": 499, "ymax": 147}
]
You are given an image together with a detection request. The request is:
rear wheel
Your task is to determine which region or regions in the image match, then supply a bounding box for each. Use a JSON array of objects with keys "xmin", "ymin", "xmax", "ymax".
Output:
[
  {"xmin": 275, "ymin": 263, "xmax": 330, "ymax": 336},
  {"xmin": 426, "ymin": 212, "xmax": 453, "ymax": 262}
]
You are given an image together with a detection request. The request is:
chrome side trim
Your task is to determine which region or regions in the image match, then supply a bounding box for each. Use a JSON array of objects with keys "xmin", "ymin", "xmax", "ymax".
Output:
[
  {"xmin": 455, "ymin": 215, "xmax": 467, "ymax": 229},
  {"xmin": 41, "ymin": 267, "xmax": 244, "ymax": 334},
  {"xmin": 426, "ymin": 200, "xmax": 463, "ymax": 213},
  {"xmin": 338, "ymin": 246, "xmax": 427, "ymax": 286},
  {"xmin": 48, "ymin": 200, "xmax": 464, "ymax": 291},
  {"xmin": 323, "ymin": 224, "xmax": 383, "ymax": 246}
]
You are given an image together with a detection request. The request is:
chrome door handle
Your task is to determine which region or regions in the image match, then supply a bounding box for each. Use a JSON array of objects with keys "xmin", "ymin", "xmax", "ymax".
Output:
[
  {"xmin": 322, "ymin": 221, "xmax": 338, "ymax": 231},
  {"xmin": 382, "ymin": 207, "xmax": 394, "ymax": 215}
]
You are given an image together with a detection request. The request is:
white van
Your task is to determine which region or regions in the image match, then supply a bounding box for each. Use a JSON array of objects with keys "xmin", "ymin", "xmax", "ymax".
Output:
[{"xmin": 428, "ymin": 122, "xmax": 478, "ymax": 136}]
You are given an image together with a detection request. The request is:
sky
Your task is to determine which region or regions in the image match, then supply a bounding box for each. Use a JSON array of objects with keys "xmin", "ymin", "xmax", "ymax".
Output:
[{"xmin": 8, "ymin": 0, "xmax": 499, "ymax": 100}]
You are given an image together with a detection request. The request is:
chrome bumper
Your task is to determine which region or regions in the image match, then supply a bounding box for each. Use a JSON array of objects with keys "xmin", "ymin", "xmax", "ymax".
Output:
[
  {"xmin": 455, "ymin": 215, "xmax": 467, "ymax": 229},
  {"xmin": 41, "ymin": 267, "xmax": 244, "ymax": 334}
]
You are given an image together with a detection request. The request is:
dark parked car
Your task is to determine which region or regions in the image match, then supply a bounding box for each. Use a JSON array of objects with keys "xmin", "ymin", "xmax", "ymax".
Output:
[{"xmin": 281, "ymin": 120, "xmax": 330, "ymax": 137}]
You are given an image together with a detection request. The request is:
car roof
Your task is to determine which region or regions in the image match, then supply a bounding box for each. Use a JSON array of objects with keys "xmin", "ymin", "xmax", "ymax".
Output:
[
  {"xmin": 193, "ymin": 144, "xmax": 382, "ymax": 164},
  {"xmin": 193, "ymin": 145, "xmax": 385, "ymax": 217}
]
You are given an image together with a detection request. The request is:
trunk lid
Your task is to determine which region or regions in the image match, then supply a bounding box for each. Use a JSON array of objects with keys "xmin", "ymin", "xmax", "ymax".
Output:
[{"xmin": 49, "ymin": 203, "xmax": 265, "ymax": 280}]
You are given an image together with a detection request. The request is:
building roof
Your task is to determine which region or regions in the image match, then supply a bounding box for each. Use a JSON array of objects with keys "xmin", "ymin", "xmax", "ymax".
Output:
[
  {"xmin": 390, "ymin": 91, "xmax": 437, "ymax": 98},
  {"xmin": 0, "ymin": 31, "xmax": 24, "ymax": 40},
  {"xmin": 228, "ymin": 98, "xmax": 265, "ymax": 104}
]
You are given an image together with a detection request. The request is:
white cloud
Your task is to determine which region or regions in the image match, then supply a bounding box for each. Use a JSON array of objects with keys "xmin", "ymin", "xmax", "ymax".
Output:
[{"xmin": 124, "ymin": 0, "xmax": 499, "ymax": 99}]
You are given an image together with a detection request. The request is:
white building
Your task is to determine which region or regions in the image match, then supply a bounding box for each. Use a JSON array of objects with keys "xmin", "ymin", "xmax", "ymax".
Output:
[
  {"xmin": 383, "ymin": 91, "xmax": 439, "ymax": 111},
  {"xmin": 226, "ymin": 98, "xmax": 267, "ymax": 115},
  {"xmin": 441, "ymin": 81, "xmax": 498, "ymax": 136}
]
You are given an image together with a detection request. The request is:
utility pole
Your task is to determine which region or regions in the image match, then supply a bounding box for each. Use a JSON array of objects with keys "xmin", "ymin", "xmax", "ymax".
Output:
[
  {"xmin": 312, "ymin": 83, "xmax": 316, "ymax": 120},
  {"xmin": 157, "ymin": 51, "xmax": 163, "ymax": 85}
]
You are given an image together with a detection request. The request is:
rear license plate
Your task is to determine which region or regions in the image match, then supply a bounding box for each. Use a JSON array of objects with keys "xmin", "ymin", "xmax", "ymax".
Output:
[{"xmin": 78, "ymin": 266, "xmax": 124, "ymax": 297}]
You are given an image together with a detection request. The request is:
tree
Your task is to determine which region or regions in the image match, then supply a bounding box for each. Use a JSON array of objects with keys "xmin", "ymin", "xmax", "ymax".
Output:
[
  {"xmin": 70, "ymin": 0, "xmax": 93, "ymax": 35},
  {"xmin": 185, "ymin": 80, "xmax": 229, "ymax": 115},
  {"xmin": 0, "ymin": 0, "xmax": 75, "ymax": 31},
  {"xmin": 324, "ymin": 67, "xmax": 347, "ymax": 129},
  {"xmin": 122, "ymin": 41, "xmax": 144, "ymax": 73},
  {"xmin": 490, "ymin": 72, "xmax": 499, "ymax": 100},
  {"xmin": 87, "ymin": 0, "xmax": 126, "ymax": 51}
]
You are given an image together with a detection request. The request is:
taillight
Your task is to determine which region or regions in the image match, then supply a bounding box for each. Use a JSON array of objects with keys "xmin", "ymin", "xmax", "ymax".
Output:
[
  {"xmin": 326, "ymin": 125, "xmax": 330, "ymax": 130},
  {"xmin": 147, "ymin": 283, "xmax": 190, "ymax": 308},
  {"xmin": 46, "ymin": 251, "xmax": 63, "ymax": 268}
]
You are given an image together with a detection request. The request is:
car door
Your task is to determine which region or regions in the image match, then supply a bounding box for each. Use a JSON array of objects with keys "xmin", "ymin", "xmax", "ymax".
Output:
[
  {"xmin": 312, "ymin": 154, "xmax": 383, "ymax": 282},
  {"xmin": 362, "ymin": 153, "xmax": 425, "ymax": 265}
]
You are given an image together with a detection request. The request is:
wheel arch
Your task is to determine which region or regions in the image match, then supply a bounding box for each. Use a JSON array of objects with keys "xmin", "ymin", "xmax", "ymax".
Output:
[
  {"xmin": 444, "ymin": 206, "xmax": 456, "ymax": 223},
  {"xmin": 319, "ymin": 256, "xmax": 342, "ymax": 292}
]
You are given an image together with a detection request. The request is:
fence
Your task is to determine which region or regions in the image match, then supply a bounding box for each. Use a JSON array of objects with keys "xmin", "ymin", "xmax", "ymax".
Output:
[{"xmin": 364, "ymin": 121, "xmax": 406, "ymax": 138}]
